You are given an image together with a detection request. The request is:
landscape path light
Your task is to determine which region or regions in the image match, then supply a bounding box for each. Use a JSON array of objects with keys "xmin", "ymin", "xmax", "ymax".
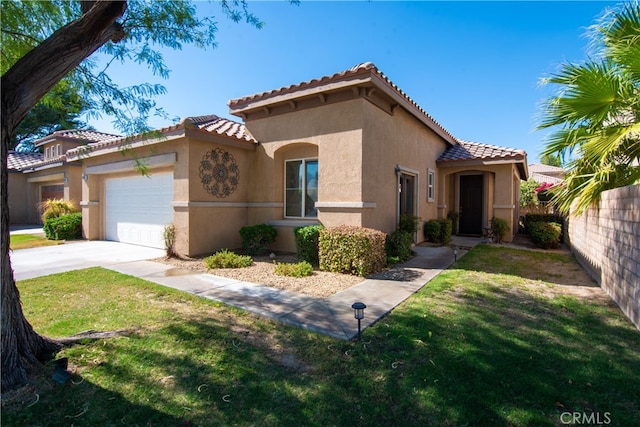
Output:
[{"xmin": 351, "ymin": 302, "xmax": 367, "ymax": 340}]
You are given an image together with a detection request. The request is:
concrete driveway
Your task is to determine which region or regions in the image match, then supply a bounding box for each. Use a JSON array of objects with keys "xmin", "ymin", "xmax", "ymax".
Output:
[{"xmin": 10, "ymin": 240, "xmax": 165, "ymax": 281}]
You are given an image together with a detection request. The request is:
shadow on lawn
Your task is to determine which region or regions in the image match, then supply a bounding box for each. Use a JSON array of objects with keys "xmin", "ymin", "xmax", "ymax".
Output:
[
  {"xmin": 356, "ymin": 280, "xmax": 640, "ymax": 426},
  {"xmin": 1, "ymin": 371, "xmax": 186, "ymax": 426}
]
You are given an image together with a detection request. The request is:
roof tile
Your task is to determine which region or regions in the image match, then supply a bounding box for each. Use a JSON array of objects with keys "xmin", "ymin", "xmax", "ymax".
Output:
[
  {"xmin": 185, "ymin": 115, "xmax": 256, "ymax": 142},
  {"xmin": 7, "ymin": 151, "xmax": 43, "ymax": 171},
  {"xmin": 229, "ymin": 62, "xmax": 457, "ymax": 144},
  {"xmin": 437, "ymin": 140, "xmax": 526, "ymax": 163},
  {"xmin": 34, "ymin": 129, "xmax": 120, "ymax": 147}
]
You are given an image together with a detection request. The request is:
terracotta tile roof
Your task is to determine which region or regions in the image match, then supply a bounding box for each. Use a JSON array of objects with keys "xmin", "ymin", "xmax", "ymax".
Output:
[
  {"xmin": 33, "ymin": 129, "xmax": 120, "ymax": 147},
  {"xmin": 7, "ymin": 151, "xmax": 43, "ymax": 171},
  {"xmin": 437, "ymin": 140, "xmax": 526, "ymax": 163},
  {"xmin": 66, "ymin": 114, "xmax": 255, "ymax": 160},
  {"xmin": 184, "ymin": 115, "xmax": 256, "ymax": 142},
  {"xmin": 229, "ymin": 62, "xmax": 457, "ymax": 145}
]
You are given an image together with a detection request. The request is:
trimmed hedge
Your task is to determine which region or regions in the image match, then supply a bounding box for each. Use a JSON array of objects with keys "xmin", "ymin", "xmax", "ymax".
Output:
[
  {"xmin": 528, "ymin": 221, "xmax": 562, "ymax": 249},
  {"xmin": 294, "ymin": 225, "xmax": 324, "ymax": 265},
  {"xmin": 386, "ymin": 230, "xmax": 412, "ymax": 263},
  {"xmin": 423, "ymin": 220, "xmax": 441, "ymax": 243},
  {"xmin": 43, "ymin": 212, "xmax": 82, "ymax": 240},
  {"xmin": 423, "ymin": 219, "xmax": 452, "ymax": 245},
  {"xmin": 319, "ymin": 225, "xmax": 386, "ymax": 276},
  {"xmin": 239, "ymin": 224, "xmax": 277, "ymax": 255},
  {"xmin": 525, "ymin": 213, "xmax": 565, "ymax": 242}
]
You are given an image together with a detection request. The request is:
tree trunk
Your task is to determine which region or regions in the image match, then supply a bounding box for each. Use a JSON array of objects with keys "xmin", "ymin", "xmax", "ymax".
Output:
[{"xmin": 1, "ymin": 0, "xmax": 127, "ymax": 391}]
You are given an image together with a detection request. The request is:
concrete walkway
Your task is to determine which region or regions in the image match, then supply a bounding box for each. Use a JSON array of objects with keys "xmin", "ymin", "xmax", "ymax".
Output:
[
  {"xmin": 110, "ymin": 238, "xmax": 478, "ymax": 340},
  {"xmin": 10, "ymin": 225, "xmax": 480, "ymax": 340}
]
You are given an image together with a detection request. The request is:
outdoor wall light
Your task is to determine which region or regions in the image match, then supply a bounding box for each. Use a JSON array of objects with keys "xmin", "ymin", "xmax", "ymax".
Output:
[
  {"xmin": 82, "ymin": 174, "xmax": 88, "ymax": 181},
  {"xmin": 351, "ymin": 302, "xmax": 367, "ymax": 340}
]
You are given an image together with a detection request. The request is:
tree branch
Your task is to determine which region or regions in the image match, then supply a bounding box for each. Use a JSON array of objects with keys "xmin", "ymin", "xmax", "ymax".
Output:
[{"xmin": 1, "ymin": 1, "xmax": 127, "ymax": 137}]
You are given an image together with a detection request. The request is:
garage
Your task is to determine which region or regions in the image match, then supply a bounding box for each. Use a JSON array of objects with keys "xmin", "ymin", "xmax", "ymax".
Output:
[{"xmin": 105, "ymin": 172, "xmax": 174, "ymax": 248}]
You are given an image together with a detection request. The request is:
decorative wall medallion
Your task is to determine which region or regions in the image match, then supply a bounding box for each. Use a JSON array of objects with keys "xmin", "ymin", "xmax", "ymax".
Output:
[{"xmin": 199, "ymin": 148, "xmax": 239, "ymax": 198}]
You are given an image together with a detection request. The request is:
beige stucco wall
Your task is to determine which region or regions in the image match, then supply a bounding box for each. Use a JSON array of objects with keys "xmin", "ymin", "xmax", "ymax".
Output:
[
  {"xmin": 361, "ymin": 102, "xmax": 447, "ymax": 237},
  {"xmin": 183, "ymin": 138, "xmax": 253, "ymax": 256},
  {"xmin": 242, "ymin": 99, "xmax": 364, "ymax": 250},
  {"xmin": 241, "ymin": 97, "xmax": 452, "ymax": 249}
]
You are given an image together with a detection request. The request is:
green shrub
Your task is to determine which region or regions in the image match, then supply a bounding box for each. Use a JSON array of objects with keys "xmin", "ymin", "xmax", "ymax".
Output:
[
  {"xmin": 319, "ymin": 225, "xmax": 386, "ymax": 276},
  {"xmin": 204, "ymin": 249, "xmax": 253, "ymax": 269},
  {"xmin": 423, "ymin": 219, "xmax": 451, "ymax": 245},
  {"xmin": 438, "ymin": 219, "xmax": 452, "ymax": 245},
  {"xmin": 398, "ymin": 215, "xmax": 420, "ymax": 235},
  {"xmin": 239, "ymin": 224, "xmax": 277, "ymax": 255},
  {"xmin": 525, "ymin": 213, "xmax": 564, "ymax": 242},
  {"xmin": 385, "ymin": 230, "xmax": 412, "ymax": 262},
  {"xmin": 274, "ymin": 261, "xmax": 314, "ymax": 278},
  {"xmin": 423, "ymin": 220, "xmax": 441, "ymax": 243},
  {"xmin": 43, "ymin": 212, "xmax": 82, "ymax": 240},
  {"xmin": 490, "ymin": 217, "xmax": 510, "ymax": 243},
  {"xmin": 447, "ymin": 211, "xmax": 460, "ymax": 234},
  {"xmin": 294, "ymin": 225, "xmax": 324, "ymax": 265},
  {"xmin": 528, "ymin": 222, "xmax": 562, "ymax": 249}
]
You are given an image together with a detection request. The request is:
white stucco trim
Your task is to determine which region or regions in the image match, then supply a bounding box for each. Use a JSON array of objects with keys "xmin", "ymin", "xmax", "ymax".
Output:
[
  {"xmin": 315, "ymin": 201, "xmax": 377, "ymax": 209},
  {"xmin": 269, "ymin": 219, "xmax": 320, "ymax": 228},
  {"xmin": 84, "ymin": 153, "xmax": 176, "ymax": 175},
  {"xmin": 80, "ymin": 201, "xmax": 100, "ymax": 207},
  {"xmin": 171, "ymin": 201, "xmax": 282, "ymax": 208}
]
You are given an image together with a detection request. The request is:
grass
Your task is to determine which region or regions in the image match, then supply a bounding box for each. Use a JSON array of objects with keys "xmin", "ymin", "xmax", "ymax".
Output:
[
  {"xmin": 9, "ymin": 233, "xmax": 62, "ymax": 250},
  {"xmin": 4, "ymin": 246, "xmax": 639, "ymax": 426}
]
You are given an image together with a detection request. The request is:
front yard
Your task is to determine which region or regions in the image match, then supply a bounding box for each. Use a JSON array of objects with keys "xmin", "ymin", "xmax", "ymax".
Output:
[{"xmin": 3, "ymin": 245, "xmax": 639, "ymax": 426}]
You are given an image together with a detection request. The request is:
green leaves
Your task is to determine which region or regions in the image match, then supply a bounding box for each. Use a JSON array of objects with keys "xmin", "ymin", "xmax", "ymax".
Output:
[
  {"xmin": 2, "ymin": 0, "xmax": 264, "ymax": 137},
  {"xmin": 538, "ymin": 2, "xmax": 640, "ymax": 215}
]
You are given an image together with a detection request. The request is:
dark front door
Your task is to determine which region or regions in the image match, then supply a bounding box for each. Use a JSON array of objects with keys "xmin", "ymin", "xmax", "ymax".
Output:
[
  {"xmin": 399, "ymin": 173, "xmax": 415, "ymax": 218},
  {"xmin": 459, "ymin": 174, "xmax": 483, "ymax": 235}
]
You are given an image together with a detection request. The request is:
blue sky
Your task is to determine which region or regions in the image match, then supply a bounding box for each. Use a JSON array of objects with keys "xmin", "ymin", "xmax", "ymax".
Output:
[{"xmin": 88, "ymin": 1, "xmax": 616, "ymax": 163}]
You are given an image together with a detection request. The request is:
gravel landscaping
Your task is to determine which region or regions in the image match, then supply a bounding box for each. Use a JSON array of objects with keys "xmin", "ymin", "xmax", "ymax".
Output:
[{"xmin": 154, "ymin": 253, "xmax": 364, "ymax": 298}]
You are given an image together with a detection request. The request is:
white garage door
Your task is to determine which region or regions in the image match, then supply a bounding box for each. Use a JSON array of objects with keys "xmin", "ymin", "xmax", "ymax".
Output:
[{"xmin": 105, "ymin": 173, "xmax": 173, "ymax": 248}]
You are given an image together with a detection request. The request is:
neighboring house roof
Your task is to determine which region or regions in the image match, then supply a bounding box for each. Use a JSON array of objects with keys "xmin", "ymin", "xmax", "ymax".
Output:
[
  {"xmin": 528, "ymin": 163, "xmax": 566, "ymax": 185},
  {"xmin": 228, "ymin": 62, "xmax": 458, "ymax": 145},
  {"xmin": 33, "ymin": 129, "xmax": 120, "ymax": 147},
  {"xmin": 7, "ymin": 151, "xmax": 43, "ymax": 171},
  {"xmin": 528, "ymin": 163, "xmax": 565, "ymax": 175},
  {"xmin": 530, "ymin": 172, "xmax": 564, "ymax": 185},
  {"xmin": 66, "ymin": 114, "xmax": 255, "ymax": 160},
  {"xmin": 437, "ymin": 140, "xmax": 528, "ymax": 178}
]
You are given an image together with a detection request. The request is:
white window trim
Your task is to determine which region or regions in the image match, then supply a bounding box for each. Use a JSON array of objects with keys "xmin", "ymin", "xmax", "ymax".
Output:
[
  {"xmin": 427, "ymin": 168, "xmax": 435, "ymax": 202},
  {"xmin": 45, "ymin": 147, "xmax": 50, "ymax": 159},
  {"xmin": 284, "ymin": 157, "xmax": 318, "ymax": 219},
  {"xmin": 56, "ymin": 144, "xmax": 62, "ymax": 156}
]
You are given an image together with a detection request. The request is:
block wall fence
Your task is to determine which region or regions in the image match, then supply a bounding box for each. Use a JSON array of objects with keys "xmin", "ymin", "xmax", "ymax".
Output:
[{"xmin": 567, "ymin": 184, "xmax": 639, "ymax": 330}]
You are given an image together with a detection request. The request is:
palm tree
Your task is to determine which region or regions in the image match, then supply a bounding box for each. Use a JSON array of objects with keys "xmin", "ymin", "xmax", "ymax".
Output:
[{"xmin": 538, "ymin": 1, "xmax": 640, "ymax": 215}]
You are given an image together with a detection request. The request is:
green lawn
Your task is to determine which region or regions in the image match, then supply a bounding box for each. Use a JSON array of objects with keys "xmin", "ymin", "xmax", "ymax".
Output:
[
  {"xmin": 4, "ymin": 246, "xmax": 639, "ymax": 426},
  {"xmin": 9, "ymin": 233, "xmax": 61, "ymax": 250}
]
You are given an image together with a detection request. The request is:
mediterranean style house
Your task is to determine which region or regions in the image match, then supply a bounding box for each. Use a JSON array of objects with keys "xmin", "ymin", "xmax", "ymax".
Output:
[{"xmin": 8, "ymin": 63, "xmax": 528, "ymax": 255}]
